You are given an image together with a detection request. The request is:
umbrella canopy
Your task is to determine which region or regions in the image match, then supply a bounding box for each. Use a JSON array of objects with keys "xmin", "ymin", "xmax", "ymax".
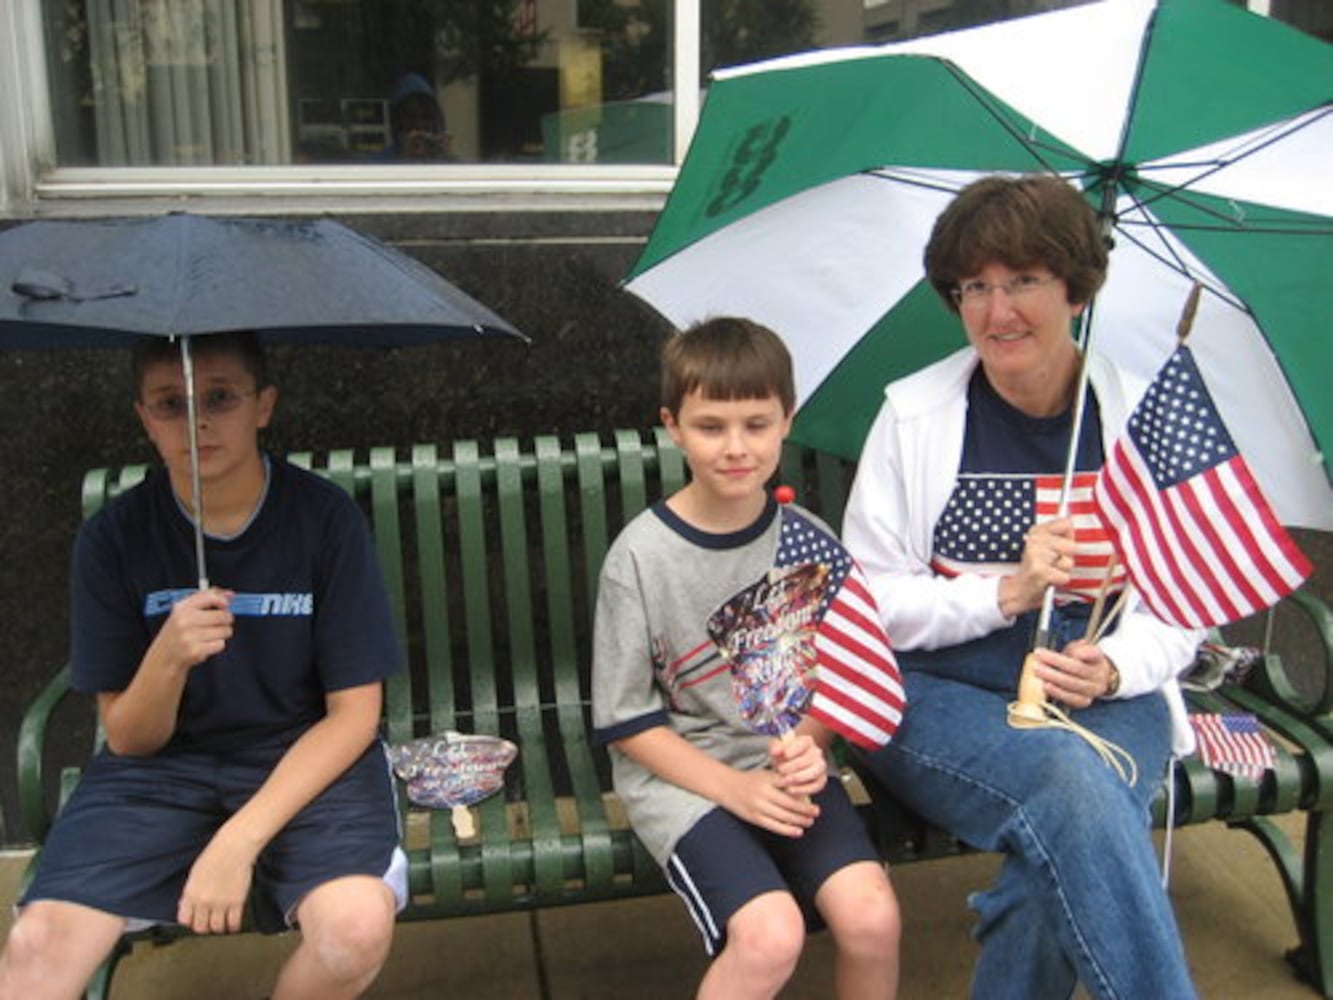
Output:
[
  {"xmin": 0, "ymin": 213, "xmax": 525, "ymax": 347},
  {"xmin": 624, "ymin": 0, "xmax": 1333, "ymax": 531}
]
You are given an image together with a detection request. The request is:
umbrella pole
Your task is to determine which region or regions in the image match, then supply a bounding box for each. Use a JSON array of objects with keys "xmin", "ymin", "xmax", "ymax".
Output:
[
  {"xmin": 178, "ymin": 336, "xmax": 210, "ymax": 590},
  {"xmin": 1033, "ymin": 302, "xmax": 1098, "ymax": 650},
  {"xmin": 1029, "ymin": 187, "xmax": 1117, "ymax": 654},
  {"xmin": 1012, "ymin": 304, "xmax": 1099, "ymax": 723}
]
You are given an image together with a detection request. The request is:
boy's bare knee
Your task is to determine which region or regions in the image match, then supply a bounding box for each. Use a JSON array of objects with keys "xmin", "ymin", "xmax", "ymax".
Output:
[
  {"xmin": 299, "ymin": 882, "xmax": 396, "ymax": 985},
  {"xmin": 727, "ymin": 894, "xmax": 805, "ymax": 973},
  {"xmin": 315, "ymin": 913, "xmax": 392, "ymax": 981},
  {"xmin": 846, "ymin": 890, "xmax": 901, "ymax": 959},
  {"xmin": 2, "ymin": 910, "xmax": 47, "ymax": 973},
  {"xmin": 1, "ymin": 902, "xmax": 122, "ymax": 998},
  {"xmin": 821, "ymin": 867, "xmax": 901, "ymax": 960}
]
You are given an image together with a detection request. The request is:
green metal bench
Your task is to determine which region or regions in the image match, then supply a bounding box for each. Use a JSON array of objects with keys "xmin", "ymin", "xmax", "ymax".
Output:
[{"xmin": 16, "ymin": 430, "xmax": 1333, "ymax": 997}]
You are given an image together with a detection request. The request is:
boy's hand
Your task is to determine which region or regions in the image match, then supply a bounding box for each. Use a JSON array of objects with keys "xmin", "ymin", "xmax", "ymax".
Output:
[
  {"xmin": 177, "ymin": 830, "xmax": 258, "ymax": 934},
  {"xmin": 722, "ymin": 768, "xmax": 821, "ymax": 838},
  {"xmin": 154, "ymin": 588, "xmax": 235, "ymax": 672},
  {"xmin": 769, "ymin": 732, "xmax": 829, "ymax": 798}
]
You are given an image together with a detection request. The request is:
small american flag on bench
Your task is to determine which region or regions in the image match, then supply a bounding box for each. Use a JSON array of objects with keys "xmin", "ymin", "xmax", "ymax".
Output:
[{"xmin": 1190, "ymin": 712, "xmax": 1275, "ymax": 781}]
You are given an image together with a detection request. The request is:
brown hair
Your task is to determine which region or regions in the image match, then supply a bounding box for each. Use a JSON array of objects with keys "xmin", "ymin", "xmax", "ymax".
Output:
[
  {"xmin": 924, "ymin": 174, "xmax": 1108, "ymax": 313},
  {"xmin": 131, "ymin": 331, "xmax": 269, "ymax": 396},
  {"xmin": 660, "ymin": 317, "xmax": 795, "ymax": 419}
]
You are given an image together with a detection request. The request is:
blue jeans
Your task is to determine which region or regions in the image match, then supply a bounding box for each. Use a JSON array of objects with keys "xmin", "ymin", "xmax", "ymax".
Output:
[{"xmin": 860, "ymin": 668, "xmax": 1196, "ymax": 999}]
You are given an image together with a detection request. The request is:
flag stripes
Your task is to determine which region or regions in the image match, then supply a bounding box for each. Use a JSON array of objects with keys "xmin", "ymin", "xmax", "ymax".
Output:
[
  {"xmin": 776, "ymin": 509, "xmax": 905, "ymax": 749},
  {"xmin": 1189, "ymin": 712, "xmax": 1275, "ymax": 781},
  {"xmin": 1093, "ymin": 346, "xmax": 1310, "ymax": 629},
  {"xmin": 806, "ymin": 568, "xmax": 904, "ymax": 748}
]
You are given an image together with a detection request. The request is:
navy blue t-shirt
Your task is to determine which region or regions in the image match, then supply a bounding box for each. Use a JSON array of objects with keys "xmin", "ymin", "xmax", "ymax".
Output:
[{"xmin": 70, "ymin": 457, "xmax": 400, "ymax": 753}]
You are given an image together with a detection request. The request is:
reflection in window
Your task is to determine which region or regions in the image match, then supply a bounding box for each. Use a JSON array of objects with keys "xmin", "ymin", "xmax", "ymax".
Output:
[
  {"xmin": 40, "ymin": 0, "xmax": 674, "ymax": 166},
  {"xmin": 46, "ymin": 0, "xmax": 292, "ymax": 166},
  {"xmin": 45, "ymin": 1, "xmax": 1286, "ymax": 171}
]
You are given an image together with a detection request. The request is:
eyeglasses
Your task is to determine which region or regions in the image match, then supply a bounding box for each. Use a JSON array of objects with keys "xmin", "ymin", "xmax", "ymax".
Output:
[
  {"xmin": 950, "ymin": 274, "xmax": 1061, "ymax": 309},
  {"xmin": 141, "ymin": 387, "xmax": 259, "ymax": 422}
]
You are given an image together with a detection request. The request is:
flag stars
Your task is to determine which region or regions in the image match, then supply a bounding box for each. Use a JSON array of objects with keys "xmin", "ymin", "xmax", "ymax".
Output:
[{"xmin": 1130, "ymin": 348, "xmax": 1239, "ymax": 489}]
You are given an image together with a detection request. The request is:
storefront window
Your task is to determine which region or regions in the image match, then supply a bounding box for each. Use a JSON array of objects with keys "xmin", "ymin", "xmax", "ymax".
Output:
[
  {"xmin": 40, "ymin": 0, "xmax": 679, "ymax": 167},
  {"xmin": 36, "ymin": 0, "xmax": 879, "ymax": 171},
  {"xmin": 34, "ymin": 0, "xmax": 1331, "ymax": 173}
]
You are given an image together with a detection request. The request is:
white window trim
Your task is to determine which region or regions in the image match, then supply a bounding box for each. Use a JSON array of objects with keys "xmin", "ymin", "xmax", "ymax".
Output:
[
  {"xmin": 1, "ymin": 0, "xmax": 55, "ymax": 215},
  {"xmin": 2, "ymin": 0, "xmax": 702, "ymax": 215}
]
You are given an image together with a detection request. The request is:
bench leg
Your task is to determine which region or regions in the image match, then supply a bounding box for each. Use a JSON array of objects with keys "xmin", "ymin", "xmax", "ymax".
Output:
[
  {"xmin": 1235, "ymin": 811, "xmax": 1333, "ymax": 998},
  {"xmin": 83, "ymin": 936, "xmax": 131, "ymax": 1000}
]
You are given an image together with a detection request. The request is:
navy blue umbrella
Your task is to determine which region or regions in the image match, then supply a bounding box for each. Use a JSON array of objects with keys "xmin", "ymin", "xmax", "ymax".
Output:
[
  {"xmin": 0, "ymin": 212, "xmax": 528, "ymax": 585},
  {"xmin": 0, "ymin": 213, "xmax": 525, "ymax": 346}
]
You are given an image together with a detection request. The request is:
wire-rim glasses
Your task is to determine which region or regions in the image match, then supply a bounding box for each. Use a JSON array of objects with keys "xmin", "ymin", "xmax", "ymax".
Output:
[
  {"xmin": 950, "ymin": 274, "xmax": 1061, "ymax": 310},
  {"xmin": 141, "ymin": 387, "xmax": 259, "ymax": 422}
]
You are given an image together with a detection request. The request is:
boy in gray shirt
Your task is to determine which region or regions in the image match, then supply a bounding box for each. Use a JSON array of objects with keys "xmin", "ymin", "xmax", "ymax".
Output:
[{"xmin": 592, "ymin": 317, "xmax": 901, "ymax": 999}]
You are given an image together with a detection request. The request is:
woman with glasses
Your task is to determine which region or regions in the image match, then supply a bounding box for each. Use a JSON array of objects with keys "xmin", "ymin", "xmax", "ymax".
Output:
[{"xmin": 843, "ymin": 174, "xmax": 1202, "ymax": 999}]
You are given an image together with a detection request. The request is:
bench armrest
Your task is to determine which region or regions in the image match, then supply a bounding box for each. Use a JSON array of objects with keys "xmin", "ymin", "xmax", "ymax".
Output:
[
  {"xmin": 18, "ymin": 665, "xmax": 75, "ymax": 843},
  {"xmin": 1244, "ymin": 589, "xmax": 1333, "ymax": 717}
]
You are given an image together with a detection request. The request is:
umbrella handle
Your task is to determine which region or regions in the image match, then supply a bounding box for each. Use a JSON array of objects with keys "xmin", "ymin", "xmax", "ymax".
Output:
[
  {"xmin": 1011, "ymin": 652, "xmax": 1048, "ymax": 727},
  {"xmin": 179, "ymin": 337, "xmax": 210, "ymax": 590}
]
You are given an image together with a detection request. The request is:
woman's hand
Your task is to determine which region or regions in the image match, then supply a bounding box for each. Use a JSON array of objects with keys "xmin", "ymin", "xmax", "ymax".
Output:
[
  {"xmin": 998, "ymin": 517, "xmax": 1076, "ymax": 617},
  {"xmin": 1029, "ymin": 638, "xmax": 1120, "ymax": 709}
]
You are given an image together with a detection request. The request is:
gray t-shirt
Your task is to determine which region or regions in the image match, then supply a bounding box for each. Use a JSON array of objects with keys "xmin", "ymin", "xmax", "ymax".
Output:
[{"xmin": 591, "ymin": 496, "xmax": 840, "ymax": 865}]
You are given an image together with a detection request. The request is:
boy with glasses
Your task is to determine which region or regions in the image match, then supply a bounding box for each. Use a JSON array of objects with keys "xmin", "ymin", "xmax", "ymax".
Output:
[{"xmin": 0, "ymin": 332, "xmax": 406, "ymax": 1000}]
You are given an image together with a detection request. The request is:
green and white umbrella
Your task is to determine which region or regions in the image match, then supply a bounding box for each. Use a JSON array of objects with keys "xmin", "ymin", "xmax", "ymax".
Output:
[{"xmin": 624, "ymin": 0, "xmax": 1333, "ymax": 530}]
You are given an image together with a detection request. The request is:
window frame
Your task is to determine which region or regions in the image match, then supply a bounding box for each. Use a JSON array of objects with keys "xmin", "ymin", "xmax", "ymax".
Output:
[{"xmin": 1, "ymin": 0, "xmax": 701, "ymax": 214}]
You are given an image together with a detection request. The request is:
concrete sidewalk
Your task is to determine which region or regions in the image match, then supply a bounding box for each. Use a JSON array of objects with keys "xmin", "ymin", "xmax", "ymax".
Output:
[{"xmin": 1, "ymin": 814, "xmax": 1317, "ymax": 998}]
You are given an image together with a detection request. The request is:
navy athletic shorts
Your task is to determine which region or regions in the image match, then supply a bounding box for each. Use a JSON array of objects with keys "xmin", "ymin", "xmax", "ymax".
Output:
[
  {"xmin": 665, "ymin": 779, "xmax": 879, "ymax": 956},
  {"xmin": 20, "ymin": 740, "xmax": 406, "ymax": 933}
]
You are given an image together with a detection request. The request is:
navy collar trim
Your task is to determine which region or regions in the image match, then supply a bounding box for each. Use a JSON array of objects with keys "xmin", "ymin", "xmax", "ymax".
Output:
[{"xmin": 650, "ymin": 495, "xmax": 778, "ymax": 550}]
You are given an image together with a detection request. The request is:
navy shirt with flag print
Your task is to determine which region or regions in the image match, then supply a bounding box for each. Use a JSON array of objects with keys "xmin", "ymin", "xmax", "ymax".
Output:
[{"xmin": 931, "ymin": 369, "xmax": 1125, "ymax": 605}]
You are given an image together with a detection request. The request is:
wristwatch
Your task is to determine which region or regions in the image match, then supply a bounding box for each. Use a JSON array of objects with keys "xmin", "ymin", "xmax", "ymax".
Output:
[{"xmin": 1104, "ymin": 663, "xmax": 1121, "ymax": 698}]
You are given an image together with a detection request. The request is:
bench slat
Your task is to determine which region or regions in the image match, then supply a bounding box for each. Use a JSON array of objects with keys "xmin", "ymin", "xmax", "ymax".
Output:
[
  {"xmin": 535, "ymin": 437, "xmax": 618, "ymax": 893},
  {"xmin": 411, "ymin": 444, "xmax": 457, "ymax": 733},
  {"xmin": 495, "ymin": 438, "xmax": 567, "ymax": 901},
  {"xmin": 370, "ymin": 447, "xmax": 413, "ymax": 746}
]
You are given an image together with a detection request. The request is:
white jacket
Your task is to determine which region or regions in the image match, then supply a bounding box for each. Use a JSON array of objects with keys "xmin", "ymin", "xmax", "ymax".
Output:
[{"xmin": 843, "ymin": 347, "xmax": 1202, "ymax": 754}]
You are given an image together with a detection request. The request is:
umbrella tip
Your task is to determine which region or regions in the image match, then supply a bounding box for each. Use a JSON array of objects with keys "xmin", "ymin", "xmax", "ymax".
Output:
[{"xmin": 774, "ymin": 485, "xmax": 796, "ymax": 505}]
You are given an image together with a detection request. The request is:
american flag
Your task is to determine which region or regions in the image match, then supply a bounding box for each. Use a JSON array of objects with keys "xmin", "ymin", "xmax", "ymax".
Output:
[
  {"xmin": 1189, "ymin": 712, "xmax": 1275, "ymax": 781},
  {"xmin": 932, "ymin": 471, "xmax": 1124, "ymax": 603},
  {"xmin": 775, "ymin": 510, "xmax": 905, "ymax": 749},
  {"xmin": 1094, "ymin": 346, "xmax": 1310, "ymax": 628}
]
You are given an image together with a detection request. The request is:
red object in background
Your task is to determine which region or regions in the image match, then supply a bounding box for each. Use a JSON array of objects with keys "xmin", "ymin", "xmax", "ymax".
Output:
[{"xmin": 774, "ymin": 485, "xmax": 796, "ymax": 505}]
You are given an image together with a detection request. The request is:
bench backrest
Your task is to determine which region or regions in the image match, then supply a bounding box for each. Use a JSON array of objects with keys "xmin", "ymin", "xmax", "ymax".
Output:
[{"xmin": 84, "ymin": 430, "xmax": 856, "ymax": 759}]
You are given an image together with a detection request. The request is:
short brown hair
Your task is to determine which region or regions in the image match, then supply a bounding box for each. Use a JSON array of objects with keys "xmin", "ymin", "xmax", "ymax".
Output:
[
  {"xmin": 660, "ymin": 317, "xmax": 795, "ymax": 419},
  {"xmin": 131, "ymin": 331, "xmax": 269, "ymax": 396},
  {"xmin": 924, "ymin": 174, "xmax": 1108, "ymax": 313}
]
